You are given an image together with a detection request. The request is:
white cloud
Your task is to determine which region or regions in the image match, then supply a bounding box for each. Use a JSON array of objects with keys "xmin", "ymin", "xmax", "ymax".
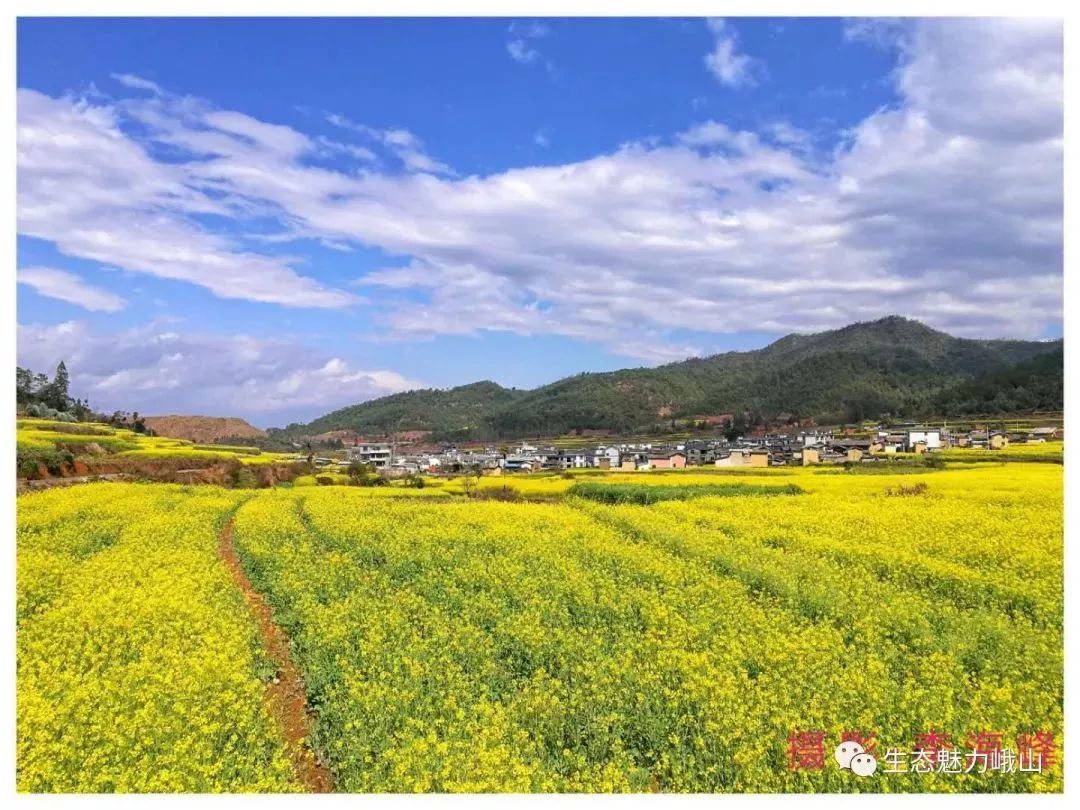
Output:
[
  {"xmin": 17, "ymin": 266, "xmax": 127, "ymax": 312},
  {"xmin": 507, "ymin": 39, "xmax": 539, "ymax": 65},
  {"xmin": 534, "ymin": 131, "xmax": 550, "ymax": 147},
  {"xmin": 509, "ymin": 21, "xmax": 549, "ymax": 39},
  {"xmin": 18, "ymin": 19, "xmax": 1063, "ymax": 372},
  {"xmin": 677, "ymin": 120, "xmax": 760, "ymax": 150},
  {"xmin": 704, "ymin": 18, "xmax": 760, "ymax": 88},
  {"xmin": 764, "ymin": 120, "xmax": 812, "ymax": 149},
  {"xmin": 842, "ymin": 18, "xmax": 910, "ymax": 50},
  {"xmin": 325, "ymin": 112, "xmax": 378, "ymax": 137},
  {"xmin": 396, "ymin": 147, "xmax": 454, "ymax": 176},
  {"xmin": 507, "ymin": 20, "xmax": 550, "ymax": 67},
  {"xmin": 110, "ymin": 73, "xmax": 163, "ymax": 94},
  {"xmin": 16, "ymin": 320, "xmax": 422, "ymax": 425},
  {"xmin": 315, "ymin": 135, "xmax": 377, "ymax": 162},
  {"xmin": 17, "ymin": 89, "xmax": 358, "ymax": 308},
  {"xmin": 897, "ymin": 19, "xmax": 1062, "ymax": 144},
  {"xmin": 324, "ymin": 112, "xmax": 454, "ymax": 175}
]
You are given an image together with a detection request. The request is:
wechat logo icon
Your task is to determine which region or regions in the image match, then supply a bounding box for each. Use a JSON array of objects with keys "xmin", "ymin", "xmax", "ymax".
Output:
[{"xmin": 836, "ymin": 742, "xmax": 877, "ymax": 777}]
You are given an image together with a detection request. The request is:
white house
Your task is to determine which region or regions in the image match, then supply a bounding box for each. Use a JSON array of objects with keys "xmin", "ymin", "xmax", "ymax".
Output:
[
  {"xmin": 561, "ymin": 451, "xmax": 589, "ymax": 469},
  {"xmin": 503, "ymin": 455, "xmax": 537, "ymax": 472},
  {"xmin": 346, "ymin": 443, "xmax": 393, "ymax": 469},
  {"xmin": 905, "ymin": 428, "xmax": 942, "ymax": 451},
  {"xmin": 801, "ymin": 430, "xmax": 831, "ymax": 447}
]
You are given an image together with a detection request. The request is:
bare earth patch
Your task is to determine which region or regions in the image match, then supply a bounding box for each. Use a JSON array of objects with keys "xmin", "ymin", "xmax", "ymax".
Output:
[{"xmin": 143, "ymin": 415, "xmax": 266, "ymax": 443}]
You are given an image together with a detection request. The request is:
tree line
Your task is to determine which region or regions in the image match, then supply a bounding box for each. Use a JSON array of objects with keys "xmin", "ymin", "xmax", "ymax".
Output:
[{"xmin": 16, "ymin": 362, "xmax": 152, "ymax": 433}]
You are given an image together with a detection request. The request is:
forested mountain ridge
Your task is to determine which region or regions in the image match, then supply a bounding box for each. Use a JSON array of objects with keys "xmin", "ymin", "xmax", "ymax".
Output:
[
  {"xmin": 277, "ymin": 380, "xmax": 526, "ymax": 440},
  {"xmin": 271, "ymin": 317, "xmax": 1062, "ymax": 442}
]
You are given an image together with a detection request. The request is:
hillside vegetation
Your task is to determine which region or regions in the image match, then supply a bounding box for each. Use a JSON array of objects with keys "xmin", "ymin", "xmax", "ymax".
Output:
[
  {"xmin": 275, "ymin": 380, "xmax": 526, "ymax": 441},
  {"xmin": 931, "ymin": 344, "xmax": 1063, "ymax": 415},
  {"xmin": 271, "ymin": 317, "xmax": 1062, "ymax": 442}
]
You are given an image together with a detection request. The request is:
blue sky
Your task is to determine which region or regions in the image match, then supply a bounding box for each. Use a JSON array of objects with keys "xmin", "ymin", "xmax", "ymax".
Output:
[{"xmin": 16, "ymin": 17, "xmax": 1063, "ymax": 426}]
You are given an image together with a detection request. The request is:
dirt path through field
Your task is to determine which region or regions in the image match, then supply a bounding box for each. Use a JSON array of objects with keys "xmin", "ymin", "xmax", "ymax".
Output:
[{"xmin": 218, "ymin": 518, "xmax": 334, "ymax": 793}]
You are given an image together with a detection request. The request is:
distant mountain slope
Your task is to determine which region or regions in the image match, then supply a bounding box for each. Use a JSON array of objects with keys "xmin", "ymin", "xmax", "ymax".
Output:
[
  {"xmin": 277, "ymin": 380, "xmax": 526, "ymax": 439},
  {"xmin": 932, "ymin": 344, "xmax": 1063, "ymax": 415},
  {"xmin": 143, "ymin": 415, "xmax": 266, "ymax": 443},
  {"xmin": 484, "ymin": 317, "xmax": 1059, "ymax": 435},
  {"xmin": 273, "ymin": 317, "xmax": 1062, "ymax": 441}
]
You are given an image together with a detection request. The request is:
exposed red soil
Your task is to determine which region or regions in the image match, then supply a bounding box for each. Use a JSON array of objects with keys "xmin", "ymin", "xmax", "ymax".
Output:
[
  {"xmin": 143, "ymin": 415, "xmax": 266, "ymax": 443},
  {"xmin": 218, "ymin": 520, "xmax": 334, "ymax": 793}
]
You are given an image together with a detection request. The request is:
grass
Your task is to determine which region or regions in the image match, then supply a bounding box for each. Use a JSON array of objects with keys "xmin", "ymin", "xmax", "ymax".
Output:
[
  {"xmin": 938, "ymin": 442, "xmax": 1064, "ymax": 464},
  {"xmin": 294, "ymin": 473, "xmax": 351, "ymax": 486},
  {"xmin": 567, "ymin": 480, "xmax": 803, "ymax": 504},
  {"xmin": 192, "ymin": 443, "xmax": 263, "ymax": 455}
]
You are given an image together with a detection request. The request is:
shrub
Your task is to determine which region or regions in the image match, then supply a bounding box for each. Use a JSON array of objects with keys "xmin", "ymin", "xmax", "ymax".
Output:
[
  {"xmin": 923, "ymin": 453, "xmax": 946, "ymax": 469},
  {"xmin": 474, "ymin": 485, "xmax": 523, "ymax": 502},
  {"xmin": 885, "ymin": 482, "xmax": 930, "ymax": 497},
  {"xmin": 288, "ymin": 461, "xmax": 314, "ymax": 477},
  {"xmin": 43, "ymin": 423, "xmax": 114, "ymax": 436},
  {"xmin": 233, "ymin": 468, "xmax": 259, "ymax": 489},
  {"xmin": 350, "ymin": 472, "xmax": 388, "ymax": 487},
  {"xmin": 24, "ymin": 402, "xmax": 76, "ymax": 422},
  {"xmin": 17, "ymin": 447, "xmax": 75, "ymax": 479},
  {"xmin": 568, "ymin": 481, "xmax": 803, "ymax": 505}
]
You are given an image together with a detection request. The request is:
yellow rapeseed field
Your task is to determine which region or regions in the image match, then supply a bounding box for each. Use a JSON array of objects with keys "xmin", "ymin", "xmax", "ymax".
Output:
[
  {"xmin": 938, "ymin": 441, "xmax": 1063, "ymax": 462},
  {"xmin": 17, "ymin": 484, "xmax": 298, "ymax": 792},
  {"xmin": 16, "ymin": 418, "xmax": 294, "ymax": 468},
  {"xmin": 17, "ymin": 462, "xmax": 1063, "ymax": 792}
]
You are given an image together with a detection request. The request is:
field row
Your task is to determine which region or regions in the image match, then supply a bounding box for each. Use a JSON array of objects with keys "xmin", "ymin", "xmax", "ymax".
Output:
[
  {"xmin": 17, "ymin": 485, "xmax": 297, "ymax": 791},
  {"xmin": 16, "ymin": 463, "xmax": 1063, "ymax": 792},
  {"xmin": 230, "ymin": 465, "xmax": 1061, "ymax": 792}
]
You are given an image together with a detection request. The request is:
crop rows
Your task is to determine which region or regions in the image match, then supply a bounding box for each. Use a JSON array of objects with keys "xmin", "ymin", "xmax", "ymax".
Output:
[
  {"xmin": 226, "ymin": 465, "xmax": 1061, "ymax": 792},
  {"xmin": 17, "ymin": 484, "xmax": 297, "ymax": 792},
  {"xmin": 16, "ymin": 464, "xmax": 1063, "ymax": 792}
]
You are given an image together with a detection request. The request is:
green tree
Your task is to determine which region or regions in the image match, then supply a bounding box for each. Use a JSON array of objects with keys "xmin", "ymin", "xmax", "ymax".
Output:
[
  {"xmin": 16, "ymin": 367, "xmax": 33, "ymax": 404},
  {"xmin": 346, "ymin": 460, "xmax": 371, "ymax": 482},
  {"xmin": 45, "ymin": 361, "xmax": 71, "ymax": 411}
]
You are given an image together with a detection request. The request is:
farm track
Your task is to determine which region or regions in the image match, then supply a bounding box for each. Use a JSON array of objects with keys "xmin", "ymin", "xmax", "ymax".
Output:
[{"xmin": 217, "ymin": 518, "xmax": 334, "ymax": 793}]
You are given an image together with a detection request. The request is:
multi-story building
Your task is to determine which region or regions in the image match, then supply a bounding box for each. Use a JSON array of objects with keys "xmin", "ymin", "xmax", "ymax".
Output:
[{"xmin": 345, "ymin": 442, "xmax": 393, "ymax": 469}]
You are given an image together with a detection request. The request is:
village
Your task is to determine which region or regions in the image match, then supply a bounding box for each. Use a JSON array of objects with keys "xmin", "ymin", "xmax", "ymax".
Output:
[{"xmin": 311, "ymin": 423, "xmax": 1063, "ymax": 476}]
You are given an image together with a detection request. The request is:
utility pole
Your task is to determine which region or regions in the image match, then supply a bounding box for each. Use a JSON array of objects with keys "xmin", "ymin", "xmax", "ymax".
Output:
[{"xmin": 392, "ymin": 416, "xmax": 406, "ymax": 468}]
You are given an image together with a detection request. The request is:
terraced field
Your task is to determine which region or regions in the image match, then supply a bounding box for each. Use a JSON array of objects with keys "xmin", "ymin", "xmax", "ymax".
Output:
[
  {"xmin": 16, "ymin": 418, "xmax": 294, "ymax": 478},
  {"xmin": 16, "ymin": 463, "xmax": 1063, "ymax": 792}
]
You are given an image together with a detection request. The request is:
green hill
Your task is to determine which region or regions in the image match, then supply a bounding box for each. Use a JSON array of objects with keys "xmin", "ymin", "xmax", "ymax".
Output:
[
  {"xmin": 931, "ymin": 344, "xmax": 1063, "ymax": 415},
  {"xmin": 273, "ymin": 317, "xmax": 1062, "ymax": 442},
  {"xmin": 274, "ymin": 380, "xmax": 526, "ymax": 441}
]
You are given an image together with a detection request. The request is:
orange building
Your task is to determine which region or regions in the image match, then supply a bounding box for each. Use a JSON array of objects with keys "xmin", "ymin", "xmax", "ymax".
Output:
[{"xmin": 648, "ymin": 452, "xmax": 687, "ymax": 469}]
